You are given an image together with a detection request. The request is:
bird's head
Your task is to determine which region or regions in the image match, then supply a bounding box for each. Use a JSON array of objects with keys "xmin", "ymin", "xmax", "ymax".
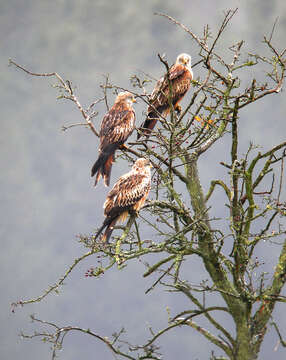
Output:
[
  {"xmin": 133, "ymin": 158, "xmax": 152, "ymax": 171},
  {"xmin": 176, "ymin": 53, "xmax": 192, "ymax": 67},
  {"xmin": 116, "ymin": 91, "xmax": 136, "ymax": 105},
  {"xmin": 176, "ymin": 53, "xmax": 193, "ymax": 79}
]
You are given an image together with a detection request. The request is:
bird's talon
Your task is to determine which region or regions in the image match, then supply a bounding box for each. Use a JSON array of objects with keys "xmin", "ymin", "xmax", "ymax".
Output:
[
  {"xmin": 120, "ymin": 144, "xmax": 129, "ymax": 150},
  {"xmin": 175, "ymin": 104, "xmax": 182, "ymax": 114}
]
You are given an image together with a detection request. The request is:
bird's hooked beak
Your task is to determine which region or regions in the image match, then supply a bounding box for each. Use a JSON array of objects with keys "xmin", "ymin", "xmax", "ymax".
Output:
[{"xmin": 144, "ymin": 159, "xmax": 152, "ymax": 168}]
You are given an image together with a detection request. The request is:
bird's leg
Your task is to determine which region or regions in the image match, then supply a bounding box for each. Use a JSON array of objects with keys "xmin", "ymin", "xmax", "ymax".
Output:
[{"xmin": 129, "ymin": 209, "xmax": 139, "ymax": 218}]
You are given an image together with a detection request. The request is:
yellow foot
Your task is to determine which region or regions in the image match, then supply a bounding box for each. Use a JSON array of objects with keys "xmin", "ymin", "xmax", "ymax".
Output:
[
  {"xmin": 175, "ymin": 104, "xmax": 182, "ymax": 114},
  {"xmin": 120, "ymin": 144, "xmax": 129, "ymax": 150}
]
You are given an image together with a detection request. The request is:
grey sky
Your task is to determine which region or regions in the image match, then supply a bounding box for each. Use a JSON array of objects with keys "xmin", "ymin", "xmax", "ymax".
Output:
[{"xmin": 1, "ymin": 0, "xmax": 286, "ymax": 359}]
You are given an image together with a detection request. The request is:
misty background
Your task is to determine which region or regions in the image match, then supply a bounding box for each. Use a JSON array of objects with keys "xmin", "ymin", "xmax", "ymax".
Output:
[{"xmin": 1, "ymin": 0, "xmax": 286, "ymax": 359}]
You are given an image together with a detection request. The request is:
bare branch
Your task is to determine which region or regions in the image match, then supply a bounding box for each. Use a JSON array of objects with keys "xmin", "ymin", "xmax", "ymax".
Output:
[{"xmin": 9, "ymin": 59, "xmax": 99, "ymax": 136}]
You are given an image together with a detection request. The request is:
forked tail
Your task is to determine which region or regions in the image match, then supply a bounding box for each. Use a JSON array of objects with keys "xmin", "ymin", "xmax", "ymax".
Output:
[
  {"xmin": 91, "ymin": 144, "xmax": 118, "ymax": 186},
  {"xmin": 93, "ymin": 216, "xmax": 117, "ymax": 243}
]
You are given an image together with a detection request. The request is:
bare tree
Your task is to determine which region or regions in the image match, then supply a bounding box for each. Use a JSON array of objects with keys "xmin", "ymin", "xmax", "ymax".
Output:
[{"xmin": 10, "ymin": 9, "xmax": 286, "ymax": 360}]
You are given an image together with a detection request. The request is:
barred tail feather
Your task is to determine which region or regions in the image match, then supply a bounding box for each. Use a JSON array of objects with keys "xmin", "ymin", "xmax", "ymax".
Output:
[
  {"xmin": 91, "ymin": 144, "xmax": 118, "ymax": 187},
  {"xmin": 93, "ymin": 222, "xmax": 107, "ymax": 242},
  {"xmin": 91, "ymin": 153, "xmax": 108, "ymax": 179},
  {"xmin": 137, "ymin": 117, "xmax": 158, "ymax": 139},
  {"xmin": 102, "ymin": 154, "xmax": 114, "ymax": 187},
  {"xmin": 91, "ymin": 153, "xmax": 114, "ymax": 187},
  {"xmin": 101, "ymin": 218, "xmax": 117, "ymax": 243},
  {"xmin": 137, "ymin": 105, "xmax": 169, "ymax": 139},
  {"xmin": 93, "ymin": 216, "xmax": 117, "ymax": 243}
]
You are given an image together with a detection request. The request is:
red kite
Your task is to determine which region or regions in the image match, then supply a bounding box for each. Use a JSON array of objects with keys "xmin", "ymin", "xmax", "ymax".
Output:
[
  {"xmin": 94, "ymin": 158, "xmax": 152, "ymax": 243},
  {"xmin": 91, "ymin": 92, "xmax": 136, "ymax": 186},
  {"xmin": 138, "ymin": 53, "xmax": 193, "ymax": 138}
]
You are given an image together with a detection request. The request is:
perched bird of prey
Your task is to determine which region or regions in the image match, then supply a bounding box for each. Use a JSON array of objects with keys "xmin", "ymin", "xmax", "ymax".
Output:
[
  {"xmin": 91, "ymin": 91, "xmax": 136, "ymax": 186},
  {"xmin": 138, "ymin": 53, "xmax": 193, "ymax": 138},
  {"xmin": 94, "ymin": 158, "xmax": 152, "ymax": 243}
]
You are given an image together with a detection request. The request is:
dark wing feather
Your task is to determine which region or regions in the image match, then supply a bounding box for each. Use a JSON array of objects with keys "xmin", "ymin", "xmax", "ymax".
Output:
[
  {"xmin": 137, "ymin": 64, "xmax": 191, "ymax": 138},
  {"xmin": 100, "ymin": 172, "xmax": 150, "ymax": 242},
  {"xmin": 149, "ymin": 63, "xmax": 190, "ymax": 109},
  {"xmin": 104, "ymin": 173, "xmax": 150, "ymax": 218},
  {"xmin": 91, "ymin": 104, "xmax": 135, "ymax": 185},
  {"xmin": 168, "ymin": 63, "xmax": 186, "ymax": 80},
  {"xmin": 98, "ymin": 165, "xmax": 151, "ymax": 242},
  {"xmin": 100, "ymin": 107, "xmax": 135, "ymax": 151}
]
